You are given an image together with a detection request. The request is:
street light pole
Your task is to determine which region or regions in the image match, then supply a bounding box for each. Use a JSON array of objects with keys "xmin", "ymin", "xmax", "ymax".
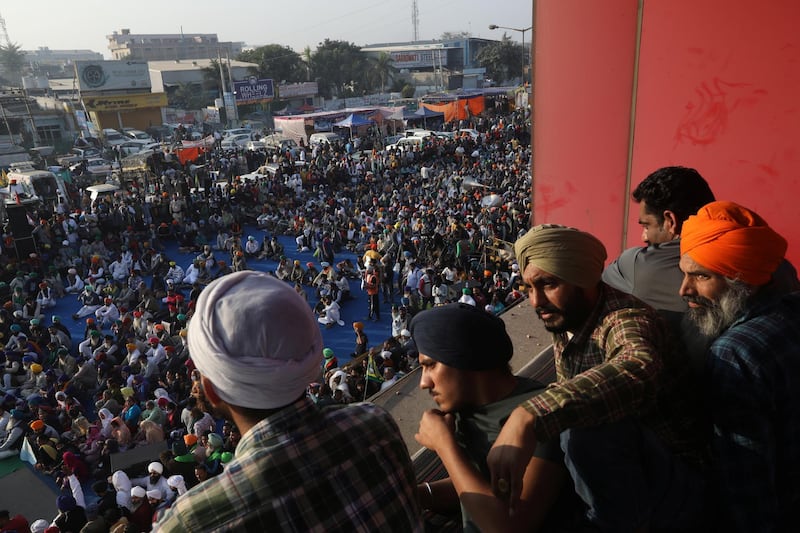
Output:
[{"xmin": 488, "ymin": 24, "xmax": 532, "ymax": 86}]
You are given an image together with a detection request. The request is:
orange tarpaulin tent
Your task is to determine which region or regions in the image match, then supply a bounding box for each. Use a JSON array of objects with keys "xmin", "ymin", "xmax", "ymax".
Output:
[
  {"xmin": 175, "ymin": 146, "xmax": 204, "ymax": 165},
  {"xmin": 421, "ymin": 95, "xmax": 485, "ymax": 122}
]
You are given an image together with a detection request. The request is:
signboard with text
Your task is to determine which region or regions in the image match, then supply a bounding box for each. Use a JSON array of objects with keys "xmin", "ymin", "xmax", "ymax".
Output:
[
  {"xmin": 278, "ymin": 81, "xmax": 318, "ymax": 99},
  {"xmin": 75, "ymin": 60, "xmax": 151, "ymax": 92},
  {"xmin": 83, "ymin": 92, "xmax": 167, "ymax": 112},
  {"xmin": 233, "ymin": 77, "xmax": 274, "ymax": 104},
  {"xmin": 389, "ymin": 49, "xmax": 448, "ymax": 69}
]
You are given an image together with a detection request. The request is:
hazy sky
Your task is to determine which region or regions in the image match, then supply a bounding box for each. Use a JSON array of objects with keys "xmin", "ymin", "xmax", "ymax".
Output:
[{"xmin": 4, "ymin": 0, "xmax": 532, "ymax": 57}]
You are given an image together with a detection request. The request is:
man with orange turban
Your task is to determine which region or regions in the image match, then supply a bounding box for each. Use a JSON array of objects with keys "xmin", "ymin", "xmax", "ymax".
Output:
[{"xmin": 679, "ymin": 200, "xmax": 800, "ymax": 532}]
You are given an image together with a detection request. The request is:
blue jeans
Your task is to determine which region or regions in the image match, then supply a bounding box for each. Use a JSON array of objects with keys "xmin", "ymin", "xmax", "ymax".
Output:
[{"xmin": 560, "ymin": 419, "xmax": 705, "ymax": 532}]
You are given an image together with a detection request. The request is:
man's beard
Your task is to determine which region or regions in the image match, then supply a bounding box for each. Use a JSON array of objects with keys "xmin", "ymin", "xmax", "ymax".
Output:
[
  {"xmin": 535, "ymin": 291, "xmax": 593, "ymax": 334},
  {"xmin": 683, "ymin": 280, "xmax": 751, "ymax": 339}
]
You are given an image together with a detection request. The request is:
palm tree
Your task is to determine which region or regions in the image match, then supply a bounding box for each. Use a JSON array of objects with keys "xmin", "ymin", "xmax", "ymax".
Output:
[
  {"xmin": 201, "ymin": 60, "xmax": 228, "ymax": 98},
  {"xmin": 0, "ymin": 43, "xmax": 26, "ymax": 86},
  {"xmin": 302, "ymin": 46, "xmax": 313, "ymax": 82},
  {"xmin": 169, "ymin": 82, "xmax": 205, "ymax": 110},
  {"xmin": 367, "ymin": 52, "xmax": 397, "ymax": 94}
]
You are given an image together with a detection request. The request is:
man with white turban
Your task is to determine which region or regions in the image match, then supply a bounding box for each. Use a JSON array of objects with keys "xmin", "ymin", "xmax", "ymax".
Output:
[
  {"xmin": 678, "ymin": 200, "xmax": 800, "ymax": 532},
  {"xmin": 154, "ymin": 271, "xmax": 422, "ymax": 532},
  {"xmin": 486, "ymin": 224, "xmax": 707, "ymax": 531},
  {"xmin": 130, "ymin": 461, "xmax": 171, "ymax": 502},
  {"xmin": 166, "ymin": 474, "xmax": 187, "ymax": 504}
]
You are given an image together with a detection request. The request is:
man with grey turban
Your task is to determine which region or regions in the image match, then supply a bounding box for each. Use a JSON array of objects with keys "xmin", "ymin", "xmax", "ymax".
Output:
[
  {"xmin": 154, "ymin": 271, "xmax": 422, "ymax": 532},
  {"xmin": 485, "ymin": 224, "xmax": 707, "ymax": 531}
]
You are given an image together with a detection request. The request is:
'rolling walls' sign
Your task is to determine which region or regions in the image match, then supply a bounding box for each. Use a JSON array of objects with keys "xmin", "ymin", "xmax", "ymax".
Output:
[{"xmin": 233, "ymin": 77, "xmax": 274, "ymax": 104}]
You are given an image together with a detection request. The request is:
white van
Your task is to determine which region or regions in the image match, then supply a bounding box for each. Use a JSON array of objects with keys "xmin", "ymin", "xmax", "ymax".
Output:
[
  {"xmin": 405, "ymin": 129, "xmax": 439, "ymax": 139},
  {"xmin": 387, "ymin": 136, "xmax": 424, "ymax": 151},
  {"xmin": 5, "ymin": 169, "xmax": 70, "ymax": 211},
  {"xmin": 309, "ymin": 132, "xmax": 341, "ymax": 147}
]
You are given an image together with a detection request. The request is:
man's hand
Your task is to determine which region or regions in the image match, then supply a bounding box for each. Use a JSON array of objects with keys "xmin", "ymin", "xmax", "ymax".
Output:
[
  {"xmin": 487, "ymin": 406, "xmax": 538, "ymax": 516},
  {"xmin": 415, "ymin": 409, "xmax": 456, "ymax": 453}
]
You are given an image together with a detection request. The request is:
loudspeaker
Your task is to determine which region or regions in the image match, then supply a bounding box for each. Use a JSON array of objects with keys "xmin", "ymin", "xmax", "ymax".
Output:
[
  {"xmin": 6, "ymin": 207, "xmax": 34, "ymax": 239},
  {"xmin": 13, "ymin": 236, "xmax": 38, "ymax": 259}
]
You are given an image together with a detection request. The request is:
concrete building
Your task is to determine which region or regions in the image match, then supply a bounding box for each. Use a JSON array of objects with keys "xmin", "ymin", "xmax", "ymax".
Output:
[
  {"xmin": 24, "ymin": 47, "xmax": 103, "ymax": 70},
  {"xmin": 107, "ymin": 29, "xmax": 243, "ymax": 61},
  {"xmin": 361, "ymin": 37, "xmax": 494, "ymax": 90},
  {"xmin": 148, "ymin": 58, "xmax": 258, "ymax": 94}
]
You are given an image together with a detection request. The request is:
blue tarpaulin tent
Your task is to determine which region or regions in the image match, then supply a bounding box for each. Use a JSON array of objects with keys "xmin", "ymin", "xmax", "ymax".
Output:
[
  {"xmin": 333, "ymin": 113, "xmax": 373, "ymax": 139},
  {"xmin": 412, "ymin": 106, "xmax": 444, "ymax": 128},
  {"xmin": 333, "ymin": 113, "xmax": 373, "ymax": 128}
]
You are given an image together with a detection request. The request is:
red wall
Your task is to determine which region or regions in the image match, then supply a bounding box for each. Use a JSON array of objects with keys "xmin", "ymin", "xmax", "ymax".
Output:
[{"xmin": 532, "ymin": 0, "xmax": 800, "ymax": 266}]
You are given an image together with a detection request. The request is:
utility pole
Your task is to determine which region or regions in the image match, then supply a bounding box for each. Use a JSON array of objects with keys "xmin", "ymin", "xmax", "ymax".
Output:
[
  {"xmin": 0, "ymin": 100, "xmax": 15, "ymax": 144},
  {"xmin": 225, "ymin": 51, "xmax": 239, "ymax": 126},
  {"xmin": 21, "ymin": 88, "xmax": 40, "ymax": 146}
]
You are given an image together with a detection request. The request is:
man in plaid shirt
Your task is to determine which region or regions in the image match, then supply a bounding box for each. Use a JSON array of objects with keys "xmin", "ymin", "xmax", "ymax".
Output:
[
  {"xmin": 154, "ymin": 272, "xmax": 421, "ymax": 532},
  {"xmin": 486, "ymin": 224, "xmax": 707, "ymax": 531},
  {"xmin": 679, "ymin": 201, "xmax": 799, "ymax": 532}
]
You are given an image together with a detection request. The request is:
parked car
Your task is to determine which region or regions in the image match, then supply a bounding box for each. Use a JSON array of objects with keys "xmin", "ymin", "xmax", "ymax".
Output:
[
  {"xmin": 118, "ymin": 140, "xmax": 151, "ymax": 156},
  {"xmin": 57, "ymin": 147, "xmax": 101, "ymax": 166},
  {"xmin": 457, "ymin": 128, "xmax": 481, "ymax": 140},
  {"xmin": 102, "ymin": 129, "xmax": 127, "ymax": 147},
  {"xmin": 387, "ymin": 137, "xmax": 424, "ymax": 152},
  {"xmin": 146, "ymin": 126, "xmax": 173, "ymax": 142},
  {"xmin": 223, "ymin": 128, "xmax": 252, "ymax": 138},
  {"xmin": 309, "ymin": 132, "xmax": 342, "ymax": 147},
  {"xmin": 221, "ymin": 134, "xmax": 252, "ymax": 150},
  {"xmin": 383, "ymin": 134, "xmax": 403, "ymax": 146},
  {"xmin": 240, "ymin": 163, "xmax": 280, "ymax": 182},
  {"xmin": 263, "ymin": 134, "xmax": 297, "ymax": 153},
  {"xmin": 245, "ymin": 140, "xmax": 266, "ymax": 151},
  {"xmin": 70, "ymin": 158, "xmax": 120, "ymax": 176},
  {"xmin": 122, "ymin": 128, "xmax": 155, "ymax": 142}
]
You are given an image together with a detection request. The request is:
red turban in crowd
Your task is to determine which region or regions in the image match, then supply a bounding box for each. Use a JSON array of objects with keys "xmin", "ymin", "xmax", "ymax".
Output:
[{"xmin": 681, "ymin": 201, "xmax": 787, "ymax": 285}]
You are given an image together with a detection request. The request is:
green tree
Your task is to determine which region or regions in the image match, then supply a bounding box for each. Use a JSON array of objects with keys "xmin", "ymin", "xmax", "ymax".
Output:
[
  {"xmin": 201, "ymin": 59, "xmax": 231, "ymax": 99},
  {"xmin": 400, "ymin": 84, "xmax": 416, "ymax": 99},
  {"xmin": 0, "ymin": 43, "xmax": 26, "ymax": 86},
  {"xmin": 238, "ymin": 44, "xmax": 304, "ymax": 83},
  {"xmin": 440, "ymin": 31, "xmax": 472, "ymax": 40},
  {"xmin": 301, "ymin": 46, "xmax": 313, "ymax": 82},
  {"xmin": 476, "ymin": 34, "xmax": 523, "ymax": 84},
  {"xmin": 310, "ymin": 39, "xmax": 367, "ymax": 98},
  {"xmin": 169, "ymin": 82, "xmax": 206, "ymax": 110},
  {"xmin": 366, "ymin": 52, "xmax": 397, "ymax": 94}
]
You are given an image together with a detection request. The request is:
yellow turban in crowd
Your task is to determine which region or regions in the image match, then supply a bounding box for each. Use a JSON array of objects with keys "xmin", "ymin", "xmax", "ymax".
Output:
[
  {"xmin": 681, "ymin": 201, "xmax": 787, "ymax": 286},
  {"xmin": 514, "ymin": 224, "xmax": 607, "ymax": 288}
]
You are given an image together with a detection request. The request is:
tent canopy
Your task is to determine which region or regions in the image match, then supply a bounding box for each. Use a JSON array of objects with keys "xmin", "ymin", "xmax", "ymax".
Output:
[
  {"xmin": 333, "ymin": 114, "xmax": 373, "ymax": 128},
  {"xmin": 414, "ymin": 107, "xmax": 445, "ymax": 118}
]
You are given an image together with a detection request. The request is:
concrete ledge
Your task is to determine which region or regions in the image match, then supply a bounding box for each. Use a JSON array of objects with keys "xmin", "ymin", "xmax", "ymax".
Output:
[{"xmin": 110, "ymin": 441, "xmax": 168, "ymax": 474}]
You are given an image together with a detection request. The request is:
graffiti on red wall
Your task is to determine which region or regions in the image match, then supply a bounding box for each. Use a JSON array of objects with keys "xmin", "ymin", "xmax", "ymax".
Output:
[{"xmin": 675, "ymin": 77, "xmax": 767, "ymax": 146}]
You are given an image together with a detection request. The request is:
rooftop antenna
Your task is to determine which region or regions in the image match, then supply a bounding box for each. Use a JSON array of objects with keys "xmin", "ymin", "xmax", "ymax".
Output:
[{"xmin": 412, "ymin": 0, "xmax": 419, "ymax": 42}]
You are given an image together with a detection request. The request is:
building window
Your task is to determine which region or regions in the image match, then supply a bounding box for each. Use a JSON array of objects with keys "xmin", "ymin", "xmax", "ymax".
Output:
[{"xmin": 37, "ymin": 125, "xmax": 61, "ymax": 144}]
